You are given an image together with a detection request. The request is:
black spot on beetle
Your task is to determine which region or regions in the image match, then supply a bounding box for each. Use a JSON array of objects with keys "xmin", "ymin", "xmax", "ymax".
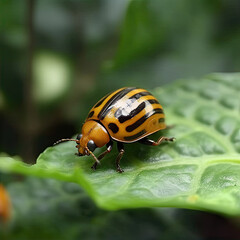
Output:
[
  {"xmin": 158, "ymin": 118, "xmax": 165, "ymax": 123},
  {"xmin": 108, "ymin": 123, "xmax": 119, "ymax": 133}
]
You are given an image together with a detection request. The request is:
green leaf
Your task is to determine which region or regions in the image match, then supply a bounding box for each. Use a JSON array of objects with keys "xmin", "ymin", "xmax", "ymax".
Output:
[{"xmin": 0, "ymin": 73, "xmax": 240, "ymax": 215}]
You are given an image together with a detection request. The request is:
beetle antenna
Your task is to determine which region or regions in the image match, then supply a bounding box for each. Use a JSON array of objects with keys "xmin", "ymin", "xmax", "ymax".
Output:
[
  {"xmin": 86, "ymin": 146, "xmax": 100, "ymax": 165},
  {"xmin": 53, "ymin": 139, "xmax": 78, "ymax": 146}
]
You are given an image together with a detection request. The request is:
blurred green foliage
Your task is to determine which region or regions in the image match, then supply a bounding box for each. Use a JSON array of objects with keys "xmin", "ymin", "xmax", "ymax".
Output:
[{"xmin": 1, "ymin": 0, "xmax": 240, "ymax": 239}]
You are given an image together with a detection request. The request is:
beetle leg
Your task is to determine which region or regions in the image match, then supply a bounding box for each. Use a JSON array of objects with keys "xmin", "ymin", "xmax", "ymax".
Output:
[
  {"xmin": 116, "ymin": 142, "xmax": 124, "ymax": 173},
  {"xmin": 91, "ymin": 140, "xmax": 113, "ymax": 170},
  {"xmin": 139, "ymin": 136, "xmax": 175, "ymax": 146},
  {"xmin": 75, "ymin": 153, "xmax": 82, "ymax": 156},
  {"xmin": 98, "ymin": 141, "xmax": 113, "ymax": 161},
  {"xmin": 154, "ymin": 136, "xmax": 175, "ymax": 146},
  {"xmin": 91, "ymin": 162, "xmax": 98, "ymax": 170}
]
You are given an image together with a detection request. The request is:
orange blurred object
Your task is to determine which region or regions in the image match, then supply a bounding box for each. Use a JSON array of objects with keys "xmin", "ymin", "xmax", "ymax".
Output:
[{"xmin": 0, "ymin": 184, "xmax": 11, "ymax": 223}]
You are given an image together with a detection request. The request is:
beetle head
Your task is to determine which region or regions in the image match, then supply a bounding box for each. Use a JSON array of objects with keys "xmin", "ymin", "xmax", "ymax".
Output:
[{"xmin": 53, "ymin": 120, "xmax": 110, "ymax": 163}]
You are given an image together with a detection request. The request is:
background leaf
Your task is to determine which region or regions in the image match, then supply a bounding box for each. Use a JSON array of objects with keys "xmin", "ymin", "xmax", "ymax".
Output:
[
  {"xmin": 0, "ymin": 73, "xmax": 240, "ymax": 215},
  {"xmin": 0, "ymin": 176, "xmax": 202, "ymax": 240}
]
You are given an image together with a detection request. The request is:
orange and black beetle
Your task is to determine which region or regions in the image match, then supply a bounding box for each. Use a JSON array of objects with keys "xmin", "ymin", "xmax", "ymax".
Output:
[{"xmin": 54, "ymin": 87, "xmax": 174, "ymax": 173}]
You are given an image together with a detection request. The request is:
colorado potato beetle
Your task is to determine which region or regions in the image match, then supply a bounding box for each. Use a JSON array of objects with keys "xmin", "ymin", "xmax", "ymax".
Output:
[{"xmin": 54, "ymin": 87, "xmax": 174, "ymax": 173}]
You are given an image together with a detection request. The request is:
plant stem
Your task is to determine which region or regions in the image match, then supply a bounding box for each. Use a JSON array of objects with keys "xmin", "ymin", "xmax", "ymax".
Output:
[{"xmin": 22, "ymin": 0, "xmax": 36, "ymax": 163}]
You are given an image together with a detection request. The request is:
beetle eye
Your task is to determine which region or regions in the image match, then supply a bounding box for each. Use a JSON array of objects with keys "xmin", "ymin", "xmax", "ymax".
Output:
[
  {"xmin": 76, "ymin": 134, "xmax": 82, "ymax": 140},
  {"xmin": 87, "ymin": 140, "xmax": 97, "ymax": 152}
]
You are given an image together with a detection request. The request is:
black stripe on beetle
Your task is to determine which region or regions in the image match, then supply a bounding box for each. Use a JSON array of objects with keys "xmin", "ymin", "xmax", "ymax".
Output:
[
  {"xmin": 114, "ymin": 98, "xmax": 159, "ymax": 124},
  {"xmin": 87, "ymin": 111, "xmax": 94, "ymax": 118},
  {"xmin": 126, "ymin": 108, "xmax": 164, "ymax": 132},
  {"xmin": 129, "ymin": 91, "xmax": 152, "ymax": 100},
  {"xmin": 116, "ymin": 102, "xmax": 146, "ymax": 123},
  {"xmin": 108, "ymin": 123, "xmax": 119, "ymax": 133},
  {"xmin": 115, "ymin": 98, "xmax": 160, "ymax": 123},
  {"xmin": 98, "ymin": 87, "xmax": 136, "ymax": 120},
  {"xmin": 124, "ymin": 130, "xmax": 146, "ymax": 141},
  {"xmin": 93, "ymin": 92, "xmax": 111, "ymax": 109},
  {"xmin": 147, "ymin": 99, "xmax": 159, "ymax": 105}
]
